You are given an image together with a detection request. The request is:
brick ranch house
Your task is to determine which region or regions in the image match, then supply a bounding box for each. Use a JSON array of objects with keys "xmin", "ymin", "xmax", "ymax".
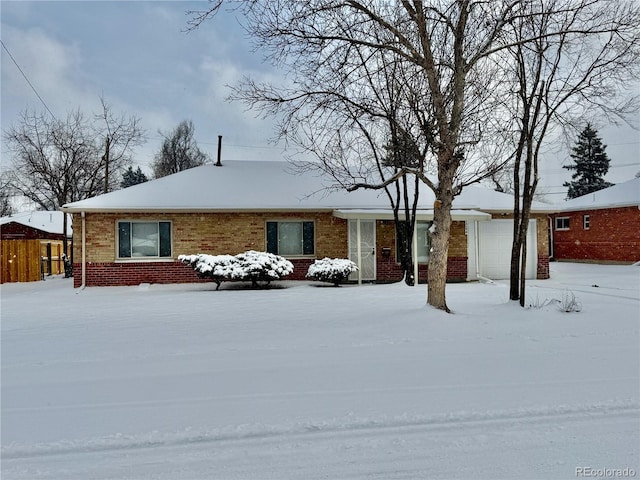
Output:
[
  {"xmin": 550, "ymin": 177, "xmax": 640, "ymax": 263},
  {"xmin": 62, "ymin": 161, "xmax": 553, "ymax": 288}
]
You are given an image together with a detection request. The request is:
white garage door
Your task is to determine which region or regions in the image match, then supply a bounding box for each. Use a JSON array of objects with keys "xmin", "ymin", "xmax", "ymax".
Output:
[{"xmin": 478, "ymin": 220, "xmax": 537, "ymax": 280}]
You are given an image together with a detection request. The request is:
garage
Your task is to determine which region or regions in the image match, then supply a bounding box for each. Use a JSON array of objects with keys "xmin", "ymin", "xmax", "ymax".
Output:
[{"xmin": 469, "ymin": 219, "xmax": 537, "ymax": 280}]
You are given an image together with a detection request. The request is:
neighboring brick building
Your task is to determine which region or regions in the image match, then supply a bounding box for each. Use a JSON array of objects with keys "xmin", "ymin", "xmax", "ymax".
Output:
[
  {"xmin": 62, "ymin": 161, "xmax": 553, "ymax": 288},
  {"xmin": 551, "ymin": 178, "xmax": 640, "ymax": 263},
  {"xmin": 1, "ymin": 211, "xmax": 72, "ymax": 283}
]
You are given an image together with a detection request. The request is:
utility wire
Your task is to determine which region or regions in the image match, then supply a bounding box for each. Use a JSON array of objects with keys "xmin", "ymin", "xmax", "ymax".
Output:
[{"xmin": 1, "ymin": 39, "xmax": 57, "ymax": 121}]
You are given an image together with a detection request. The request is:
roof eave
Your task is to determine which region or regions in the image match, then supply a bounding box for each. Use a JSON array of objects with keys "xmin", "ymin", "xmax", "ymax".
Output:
[{"xmin": 557, "ymin": 202, "xmax": 640, "ymax": 213}]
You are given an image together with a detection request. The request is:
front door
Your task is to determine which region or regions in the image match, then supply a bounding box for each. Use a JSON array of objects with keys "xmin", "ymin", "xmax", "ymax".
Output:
[{"xmin": 348, "ymin": 219, "xmax": 376, "ymax": 281}]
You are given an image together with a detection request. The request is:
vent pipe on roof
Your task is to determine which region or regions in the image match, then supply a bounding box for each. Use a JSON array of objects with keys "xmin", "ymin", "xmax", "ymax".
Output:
[{"xmin": 216, "ymin": 135, "xmax": 222, "ymax": 166}]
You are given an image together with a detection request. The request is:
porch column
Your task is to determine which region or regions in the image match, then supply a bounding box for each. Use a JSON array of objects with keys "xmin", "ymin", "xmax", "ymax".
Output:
[
  {"xmin": 413, "ymin": 222, "xmax": 419, "ymax": 286},
  {"xmin": 356, "ymin": 218, "xmax": 362, "ymax": 285}
]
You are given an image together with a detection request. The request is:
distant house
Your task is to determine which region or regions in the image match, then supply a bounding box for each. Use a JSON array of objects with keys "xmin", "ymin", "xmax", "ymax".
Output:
[
  {"xmin": 62, "ymin": 161, "xmax": 554, "ymax": 288},
  {"xmin": 550, "ymin": 177, "xmax": 640, "ymax": 263},
  {"xmin": 1, "ymin": 211, "xmax": 72, "ymax": 283}
]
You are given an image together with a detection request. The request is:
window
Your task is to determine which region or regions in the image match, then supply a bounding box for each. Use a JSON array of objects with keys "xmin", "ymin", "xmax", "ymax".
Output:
[
  {"xmin": 583, "ymin": 214, "xmax": 590, "ymax": 230},
  {"xmin": 555, "ymin": 217, "xmax": 570, "ymax": 231},
  {"xmin": 396, "ymin": 221, "xmax": 432, "ymax": 263},
  {"xmin": 118, "ymin": 221, "xmax": 172, "ymax": 258},
  {"xmin": 266, "ymin": 221, "xmax": 314, "ymax": 256}
]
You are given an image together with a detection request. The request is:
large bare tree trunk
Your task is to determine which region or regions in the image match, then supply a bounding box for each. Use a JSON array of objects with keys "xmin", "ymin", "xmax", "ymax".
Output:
[
  {"xmin": 427, "ymin": 162, "xmax": 456, "ymax": 312},
  {"xmin": 427, "ymin": 198, "xmax": 452, "ymax": 312}
]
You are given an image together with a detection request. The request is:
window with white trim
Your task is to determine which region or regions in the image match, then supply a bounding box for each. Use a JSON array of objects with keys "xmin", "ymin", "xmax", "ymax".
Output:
[
  {"xmin": 583, "ymin": 214, "xmax": 590, "ymax": 230},
  {"xmin": 396, "ymin": 221, "xmax": 432, "ymax": 263},
  {"xmin": 555, "ymin": 217, "xmax": 570, "ymax": 231},
  {"xmin": 118, "ymin": 221, "xmax": 172, "ymax": 258},
  {"xmin": 266, "ymin": 221, "xmax": 314, "ymax": 256}
]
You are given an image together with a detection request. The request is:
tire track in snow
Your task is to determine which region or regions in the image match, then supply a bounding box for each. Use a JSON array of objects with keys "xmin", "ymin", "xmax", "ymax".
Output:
[
  {"xmin": 3, "ymin": 400, "xmax": 638, "ymax": 460},
  {"xmin": 4, "ymin": 376, "xmax": 637, "ymax": 414}
]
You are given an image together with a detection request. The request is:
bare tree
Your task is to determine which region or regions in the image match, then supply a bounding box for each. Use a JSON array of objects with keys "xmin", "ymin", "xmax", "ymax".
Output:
[
  {"xmin": 189, "ymin": 1, "xmax": 537, "ymax": 311},
  {"xmin": 151, "ymin": 120, "xmax": 210, "ymax": 179},
  {"xmin": 0, "ymin": 172, "xmax": 14, "ymax": 217},
  {"xmin": 94, "ymin": 96, "xmax": 145, "ymax": 193},
  {"xmin": 503, "ymin": 0, "xmax": 640, "ymax": 306},
  {"xmin": 4, "ymin": 109, "xmax": 104, "ymax": 210},
  {"xmin": 281, "ymin": 46, "xmax": 431, "ymax": 286},
  {"xmin": 4, "ymin": 109, "xmax": 105, "ymax": 257}
]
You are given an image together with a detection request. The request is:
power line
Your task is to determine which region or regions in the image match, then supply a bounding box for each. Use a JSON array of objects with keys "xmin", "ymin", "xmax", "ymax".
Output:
[{"xmin": 1, "ymin": 40, "xmax": 57, "ymax": 121}]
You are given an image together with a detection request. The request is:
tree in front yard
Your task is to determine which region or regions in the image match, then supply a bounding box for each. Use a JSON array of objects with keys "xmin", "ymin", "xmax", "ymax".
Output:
[{"xmin": 563, "ymin": 124, "xmax": 614, "ymax": 199}]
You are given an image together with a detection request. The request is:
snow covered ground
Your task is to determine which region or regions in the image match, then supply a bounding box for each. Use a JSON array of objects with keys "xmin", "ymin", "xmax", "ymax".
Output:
[{"xmin": 2, "ymin": 262, "xmax": 638, "ymax": 479}]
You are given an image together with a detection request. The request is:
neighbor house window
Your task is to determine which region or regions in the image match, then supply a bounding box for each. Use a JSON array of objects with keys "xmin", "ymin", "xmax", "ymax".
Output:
[
  {"xmin": 266, "ymin": 221, "xmax": 314, "ymax": 256},
  {"xmin": 583, "ymin": 214, "xmax": 590, "ymax": 230},
  {"xmin": 118, "ymin": 221, "xmax": 172, "ymax": 258},
  {"xmin": 555, "ymin": 217, "xmax": 570, "ymax": 231},
  {"xmin": 396, "ymin": 221, "xmax": 432, "ymax": 263}
]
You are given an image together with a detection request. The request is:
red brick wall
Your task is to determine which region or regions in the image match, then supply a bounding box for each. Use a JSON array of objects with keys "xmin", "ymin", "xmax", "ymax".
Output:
[
  {"xmin": 73, "ymin": 261, "xmax": 200, "ymax": 287},
  {"xmin": 73, "ymin": 257, "xmax": 315, "ymax": 288},
  {"xmin": 552, "ymin": 207, "xmax": 640, "ymax": 262},
  {"xmin": 537, "ymin": 255, "xmax": 550, "ymax": 279},
  {"xmin": 376, "ymin": 256, "xmax": 467, "ymax": 283}
]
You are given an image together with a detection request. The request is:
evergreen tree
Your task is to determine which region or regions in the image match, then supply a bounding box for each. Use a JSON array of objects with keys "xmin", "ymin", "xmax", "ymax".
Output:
[
  {"xmin": 120, "ymin": 166, "xmax": 149, "ymax": 188},
  {"xmin": 563, "ymin": 124, "xmax": 614, "ymax": 199}
]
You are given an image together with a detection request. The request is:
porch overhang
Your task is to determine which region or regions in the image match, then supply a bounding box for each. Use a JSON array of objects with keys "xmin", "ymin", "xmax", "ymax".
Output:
[{"xmin": 333, "ymin": 209, "xmax": 491, "ymax": 222}]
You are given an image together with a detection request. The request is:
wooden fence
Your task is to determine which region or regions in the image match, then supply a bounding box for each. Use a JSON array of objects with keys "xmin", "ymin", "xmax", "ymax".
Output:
[{"xmin": 1, "ymin": 239, "xmax": 68, "ymax": 283}]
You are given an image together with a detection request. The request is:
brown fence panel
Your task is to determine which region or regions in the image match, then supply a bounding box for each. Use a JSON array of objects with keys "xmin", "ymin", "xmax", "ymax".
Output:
[{"xmin": 1, "ymin": 239, "xmax": 42, "ymax": 283}]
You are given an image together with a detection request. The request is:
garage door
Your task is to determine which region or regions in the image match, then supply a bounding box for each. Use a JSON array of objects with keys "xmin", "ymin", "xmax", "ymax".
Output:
[{"xmin": 478, "ymin": 220, "xmax": 537, "ymax": 280}]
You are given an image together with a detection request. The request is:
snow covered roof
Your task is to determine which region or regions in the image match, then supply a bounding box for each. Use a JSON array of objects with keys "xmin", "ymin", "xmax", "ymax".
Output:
[
  {"xmin": 62, "ymin": 161, "xmax": 554, "ymax": 214},
  {"xmin": 0, "ymin": 211, "xmax": 72, "ymax": 236},
  {"xmin": 555, "ymin": 177, "xmax": 640, "ymax": 212},
  {"xmin": 333, "ymin": 209, "xmax": 492, "ymax": 221}
]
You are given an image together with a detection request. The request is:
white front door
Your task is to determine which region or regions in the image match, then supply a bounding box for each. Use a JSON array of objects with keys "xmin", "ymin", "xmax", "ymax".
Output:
[{"xmin": 348, "ymin": 219, "xmax": 376, "ymax": 281}]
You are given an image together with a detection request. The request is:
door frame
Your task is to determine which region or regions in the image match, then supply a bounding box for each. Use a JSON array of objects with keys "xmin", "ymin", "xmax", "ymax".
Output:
[{"xmin": 348, "ymin": 219, "xmax": 376, "ymax": 283}]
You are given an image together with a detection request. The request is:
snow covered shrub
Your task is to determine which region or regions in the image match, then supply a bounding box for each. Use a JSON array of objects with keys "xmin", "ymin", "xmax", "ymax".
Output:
[
  {"xmin": 178, "ymin": 253, "xmax": 240, "ymax": 290},
  {"xmin": 306, "ymin": 257, "xmax": 358, "ymax": 286},
  {"xmin": 179, "ymin": 251, "xmax": 293, "ymax": 289},
  {"xmin": 233, "ymin": 250, "xmax": 294, "ymax": 288}
]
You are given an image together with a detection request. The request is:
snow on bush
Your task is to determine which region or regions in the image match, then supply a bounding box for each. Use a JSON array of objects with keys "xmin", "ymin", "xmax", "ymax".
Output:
[
  {"xmin": 306, "ymin": 257, "xmax": 358, "ymax": 286},
  {"xmin": 179, "ymin": 251, "xmax": 293, "ymax": 289},
  {"xmin": 234, "ymin": 250, "xmax": 294, "ymax": 287}
]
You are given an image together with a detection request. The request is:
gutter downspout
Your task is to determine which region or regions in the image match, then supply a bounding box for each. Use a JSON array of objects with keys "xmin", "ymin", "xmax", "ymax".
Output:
[
  {"xmin": 474, "ymin": 220, "xmax": 496, "ymax": 284},
  {"xmin": 81, "ymin": 211, "xmax": 86, "ymax": 289},
  {"xmin": 548, "ymin": 215, "xmax": 554, "ymax": 260}
]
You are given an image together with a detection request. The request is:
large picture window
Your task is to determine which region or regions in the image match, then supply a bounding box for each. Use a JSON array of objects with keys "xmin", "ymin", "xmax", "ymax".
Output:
[
  {"xmin": 396, "ymin": 221, "xmax": 432, "ymax": 263},
  {"xmin": 266, "ymin": 221, "xmax": 314, "ymax": 256},
  {"xmin": 118, "ymin": 221, "xmax": 172, "ymax": 258}
]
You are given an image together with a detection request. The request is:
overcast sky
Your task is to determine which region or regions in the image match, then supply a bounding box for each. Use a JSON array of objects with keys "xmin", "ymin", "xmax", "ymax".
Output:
[{"xmin": 2, "ymin": 1, "xmax": 639, "ymax": 202}]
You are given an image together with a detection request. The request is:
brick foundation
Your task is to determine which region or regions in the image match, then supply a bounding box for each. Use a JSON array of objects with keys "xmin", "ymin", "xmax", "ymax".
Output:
[
  {"xmin": 73, "ymin": 261, "xmax": 206, "ymax": 288},
  {"xmin": 75, "ymin": 256, "xmax": 471, "ymax": 287},
  {"xmin": 74, "ymin": 257, "xmax": 319, "ymax": 288},
  {"xmin": 376, "ymin": 256, "xmax": 468, "ymax": 283}
]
